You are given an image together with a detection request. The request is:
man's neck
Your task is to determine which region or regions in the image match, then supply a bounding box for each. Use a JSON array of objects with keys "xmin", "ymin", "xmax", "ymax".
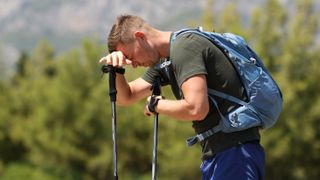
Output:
[{"xmin": 154, "ymin": 30, "xmax": 172, "ymax": 58}]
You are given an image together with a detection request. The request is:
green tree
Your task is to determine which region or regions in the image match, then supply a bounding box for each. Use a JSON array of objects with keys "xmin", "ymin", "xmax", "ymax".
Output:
[
  {"xmin": 250, "ymin": 0, "xmax": 288, "ymax": 72},
  {"xmin": 261, "ymin": 0, "xmax": 320, "ymax": 179},
  {"xmin": 200, "ymin": 0, "xmax": 320, "ymax": 179},
  {"xmin": 201, "ymin": 0, "xmax": 215, "ymax": 31},
  {"xmin": 1, "ymin": 0, "xmax": 319, "ymax": 179}
]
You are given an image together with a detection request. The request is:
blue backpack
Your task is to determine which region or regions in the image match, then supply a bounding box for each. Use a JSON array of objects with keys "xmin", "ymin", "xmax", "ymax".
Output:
[{"xmin": 168, "ymin": 27, "xmax": 283, "ymax": 146}]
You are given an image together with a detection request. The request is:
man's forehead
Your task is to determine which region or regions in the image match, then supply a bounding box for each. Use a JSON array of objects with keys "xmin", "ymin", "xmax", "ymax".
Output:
[
  {"xmin": 116, "ymin": 42, "xmax": 129, "ymax": 50},
  {"xmin": 116, "ymin": 43, "xmax": 131, "ymax": 56}
]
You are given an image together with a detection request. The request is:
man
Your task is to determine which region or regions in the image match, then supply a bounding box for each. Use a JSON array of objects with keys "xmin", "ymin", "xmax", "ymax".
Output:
[{"xmin": 99, "ymin": 15, "xmax": 265, "ymax": 180}]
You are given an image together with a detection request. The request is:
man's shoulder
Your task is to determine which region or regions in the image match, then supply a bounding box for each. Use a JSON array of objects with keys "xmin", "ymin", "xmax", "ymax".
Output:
[
  {"xmin": 174, "ymin": 31, "xmax": 211, "ymax": 45},
  {"xmin": 171, "ymin": 32, "xmax": 213, "ymax": 55}
]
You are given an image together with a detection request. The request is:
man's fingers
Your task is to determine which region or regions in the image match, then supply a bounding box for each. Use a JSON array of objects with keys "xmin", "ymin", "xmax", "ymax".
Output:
[
  {"xmin": 99, "ymin": 56, "xmax": 107, "ymax": 64},
  {"xmin": 125, "ymin": 59, "xmax": 132, "ymax": 65},
  {"xmin": 117, "ymin": 52, "xmax": 126, "ymax": 66},
  {"xmin": 98, "ymin": 55, "xmax": 112, "ymax": 64},
  {"xmin": 111, "ymin": 52, "xmax": 119, "ymax": 67},
  {"xmin": 98, "ymin": 51, "xmax": 133, "ymax": 67},
  {"xmin": 144, "ymin": 104, "xmax": 151, "ymax": 116}
]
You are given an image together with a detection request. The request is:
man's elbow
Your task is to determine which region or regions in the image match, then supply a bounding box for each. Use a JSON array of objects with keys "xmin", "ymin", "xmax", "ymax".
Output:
[
  {"xmin": 116, "ymin": 98, "xmax": 133, "ymax": 106},
  {"xmin": 190, "ymin": 106, "xmax": 209, "ymax": 121}
]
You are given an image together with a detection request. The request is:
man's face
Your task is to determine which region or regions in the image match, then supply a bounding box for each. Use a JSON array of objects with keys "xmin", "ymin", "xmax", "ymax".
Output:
[{"xmin": 116, "ymin": 35, "xmax": 159, "ymax": 68}]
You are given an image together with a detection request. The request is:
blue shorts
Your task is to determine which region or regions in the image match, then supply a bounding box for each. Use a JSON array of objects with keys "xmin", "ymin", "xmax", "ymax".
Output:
[{"xmin": 200, "ymin": 141, "xmax": 265, "ymax": 180}]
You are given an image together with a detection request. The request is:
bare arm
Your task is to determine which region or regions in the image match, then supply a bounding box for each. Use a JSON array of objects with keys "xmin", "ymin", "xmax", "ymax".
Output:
[
  {"xmin": 99, "ymin": 51, "xmax": 152, "ymax": 105},
  {"xmin": 116, "ymin": 76, "xmax": 152, "ymax": 105},
  {"xmin": 145, "ymin": 74, "xmax": 209, "ymax": 121}
]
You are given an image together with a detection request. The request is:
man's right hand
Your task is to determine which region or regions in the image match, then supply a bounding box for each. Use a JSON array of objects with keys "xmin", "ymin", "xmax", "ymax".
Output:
[{"xmin": 99, "ymin": 51, "xmax": 133, "ymax": 67}]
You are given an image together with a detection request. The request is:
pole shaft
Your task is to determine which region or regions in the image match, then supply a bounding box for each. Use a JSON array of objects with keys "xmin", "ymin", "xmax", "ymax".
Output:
[
  {"xmin": 102, "ymin": 65, "xmax": 119, "ymax": 180},
  {"xmin": 152, "ymin": 113, "xmax": 159, "ymax": 180},
  {"xmin": 151, "ymin": 77, "xmax": 161, "ymax": 180},
  {"xmin": 111, "ymin": 102, "xmax": 118, "ymax": 180}
]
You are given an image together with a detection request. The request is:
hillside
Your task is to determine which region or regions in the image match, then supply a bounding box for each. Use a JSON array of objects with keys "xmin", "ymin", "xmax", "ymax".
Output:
[
  {"xmin": 0, "ymin": 0, "xmax": 204, "ymax": 53},
  {"xmin": 0, "ymin": 0, "xmax": 205, "ymax": 78},
  {"xmin": 0, "ymin": 0, "xmax": 319, "ymax": 74}
]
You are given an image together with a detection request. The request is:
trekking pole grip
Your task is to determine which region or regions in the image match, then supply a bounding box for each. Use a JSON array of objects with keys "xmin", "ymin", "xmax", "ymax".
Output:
[{"xmin": 101, "ymin": 65, "xmax": 125, "ymax": 102}]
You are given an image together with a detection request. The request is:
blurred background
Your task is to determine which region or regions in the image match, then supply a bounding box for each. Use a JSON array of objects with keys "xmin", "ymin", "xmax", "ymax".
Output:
[{"xmin": 0, "ymin": 0, "xmax": 319, "ymax": 179}]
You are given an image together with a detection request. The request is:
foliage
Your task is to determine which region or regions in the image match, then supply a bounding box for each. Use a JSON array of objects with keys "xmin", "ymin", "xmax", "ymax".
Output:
[
  {"xmin": 0, "ymin": 38, "xmax": 199, "ymax": 179},
  {"xmin": 200, "ymin": 0, "xmax": 320, "ymax": 179},
  {"xmin": 0, "ymin": 0, "xmax": 319, "ymax": 179}
]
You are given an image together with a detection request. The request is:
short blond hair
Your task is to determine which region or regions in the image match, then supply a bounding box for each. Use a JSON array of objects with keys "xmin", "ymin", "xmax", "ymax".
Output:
[{"xmin": 107, "ymin": 15, "xmax": 146, "ymax": 53}]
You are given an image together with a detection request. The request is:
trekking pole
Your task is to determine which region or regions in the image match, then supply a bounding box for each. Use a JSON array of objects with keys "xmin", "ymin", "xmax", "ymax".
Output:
[
  {"xmin": 101, "ymin": 65, "xmax": 125, "ymax": 180},
  {"xmin": 151, "ymin": 77, "xmax": 161, "ymax": 180}
]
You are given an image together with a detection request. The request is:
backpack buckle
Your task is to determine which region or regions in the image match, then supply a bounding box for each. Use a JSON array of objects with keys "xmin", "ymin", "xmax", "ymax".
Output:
[{"xmin": 186, "ymin": 136, "xmax": 199, "ymax": 147}]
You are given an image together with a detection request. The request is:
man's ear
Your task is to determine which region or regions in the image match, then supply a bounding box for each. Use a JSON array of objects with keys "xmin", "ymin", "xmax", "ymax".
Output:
[{"xmin": 134, "ymin": 31, "xmax": 145, "ymax": 40}]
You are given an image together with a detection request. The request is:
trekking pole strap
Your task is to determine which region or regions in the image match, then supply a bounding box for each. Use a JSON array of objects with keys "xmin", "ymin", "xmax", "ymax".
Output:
[
  {"xmin": 148, "ymin": 96, "xmax": 162, "ymax": 113},
  {"xmin": 101, "ymin": 65, "xmax": 125, "ymax": 74}
]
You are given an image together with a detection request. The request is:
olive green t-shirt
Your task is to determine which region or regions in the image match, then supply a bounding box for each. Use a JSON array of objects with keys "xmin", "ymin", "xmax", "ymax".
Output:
[{"xmin": 142, "ymin": 32, "xmax": 260, "ymax": 160}]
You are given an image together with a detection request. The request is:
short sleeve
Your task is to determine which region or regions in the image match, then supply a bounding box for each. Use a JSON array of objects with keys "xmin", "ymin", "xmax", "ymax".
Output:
[
  {"xmin": 170, "ymin": 33, "xmax": 212, "ymax": 87},
  {"xmin": 141, "ymin": 66, "xmax": 159, "ymax": 84}
]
